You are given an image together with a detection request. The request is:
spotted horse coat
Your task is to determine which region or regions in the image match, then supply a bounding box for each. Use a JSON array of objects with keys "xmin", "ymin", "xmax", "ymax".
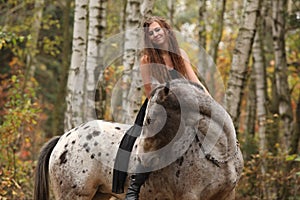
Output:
[{"xmin": 34, "ymin": 79, "xmax": 244, "ymax": 200}]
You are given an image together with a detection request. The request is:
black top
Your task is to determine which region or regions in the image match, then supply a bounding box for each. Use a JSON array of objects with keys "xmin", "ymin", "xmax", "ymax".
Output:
[{"xmin": 169, "ymin": 69, "xmax": 181, "ymax": 80}]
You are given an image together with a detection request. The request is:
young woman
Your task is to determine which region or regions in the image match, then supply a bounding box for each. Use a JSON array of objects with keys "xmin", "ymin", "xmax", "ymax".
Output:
[{"xmin": 112, "ymin": 16, "xmax": 210, "ymax": 200}]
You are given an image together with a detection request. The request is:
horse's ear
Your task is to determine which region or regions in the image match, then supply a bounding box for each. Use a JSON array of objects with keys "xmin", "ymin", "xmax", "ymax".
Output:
[
  {"xmin": 157, "ymin": 82, "xmax": 170, "ymax": 103},
  {"xmin": 164, "ymin": 82, "xmax": 170, "ymax": 95}
]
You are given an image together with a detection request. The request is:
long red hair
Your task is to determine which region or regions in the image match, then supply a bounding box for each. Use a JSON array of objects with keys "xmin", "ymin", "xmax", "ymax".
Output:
[{"xmin": 142, "ymin": 16, "xmax": 187, "ymax": 83}]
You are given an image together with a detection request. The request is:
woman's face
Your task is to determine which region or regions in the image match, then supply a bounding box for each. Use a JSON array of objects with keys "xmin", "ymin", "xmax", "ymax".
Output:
[{"xmin": 147, "ymin": 21, "xmax": 167, "ymax": 47}]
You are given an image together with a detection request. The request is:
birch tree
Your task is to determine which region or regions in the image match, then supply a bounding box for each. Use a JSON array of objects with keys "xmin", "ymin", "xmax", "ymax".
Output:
[
  {"xmin": 168, "ymin": 0, "xmax": 175, "ymax": 26},
  {"xmin": 198, "ymin": 0, "xmax": 206, "ymax": 49},
  {"xmin": 253, "ymin": 24, "xmax": 268, "ymax": 152},
  {"xmin": 271, "ymin": 0, "xmax": 293, "ymax": 152},
  {"xmin": 94, "ymin": 0, "xmax": 108, "ymax": 119},
  {"xmin": 120, "ymin": 0, "xmax": 154, "ymax": 123},
  {"xmin": 225, "ymin": 0, "xmax": 262, "ymax": 131},
  {"xmin": 253, "ymin": 15, "xmax": 269, "ymax": 197},
  {"xmin": 253, "ymin": 0, "xmax": 270, "ymax": 155},
  {"xmin": 208, "ymin": 0, "xmax": 226, "ymax": 96},
  {"xmin": 85, "ymin": 0, "xmax": 107, "ymax": 121},
  {"xmin": 65, "ymin": 0, "xmax": 88, "ymax": 130}
]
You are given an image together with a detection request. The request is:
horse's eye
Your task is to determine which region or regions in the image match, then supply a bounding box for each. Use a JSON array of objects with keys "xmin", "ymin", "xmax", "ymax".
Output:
[{"xmin": 146, "ymin": 117, "xmax": 151, "ymax": 125}]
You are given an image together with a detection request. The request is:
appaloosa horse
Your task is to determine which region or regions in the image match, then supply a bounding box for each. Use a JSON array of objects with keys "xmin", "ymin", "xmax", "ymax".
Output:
[{"xmin": 34, "ymin": 79, "xmax": 243, "ymax": 200}]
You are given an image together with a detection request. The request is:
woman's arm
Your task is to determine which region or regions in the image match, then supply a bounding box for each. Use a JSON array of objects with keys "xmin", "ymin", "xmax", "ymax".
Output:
[
  {"xmin": 180, "ymin": 49, "xmax": 211, "ymax": 96},
  {"xmin": 140, "ymin": 55, "xmax": 152, "ymax": 99}
]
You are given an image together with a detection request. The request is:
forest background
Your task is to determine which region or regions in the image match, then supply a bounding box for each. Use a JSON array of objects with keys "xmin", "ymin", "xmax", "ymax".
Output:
[{"xmin": 0, "ymin": 0, "xmax": 300, "ymax": 199}]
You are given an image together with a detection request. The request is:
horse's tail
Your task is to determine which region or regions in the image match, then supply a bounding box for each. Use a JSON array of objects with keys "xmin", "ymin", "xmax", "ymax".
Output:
[{"xmin": 34, "ymin": 136, "xmax": 60, "ymax": 200}]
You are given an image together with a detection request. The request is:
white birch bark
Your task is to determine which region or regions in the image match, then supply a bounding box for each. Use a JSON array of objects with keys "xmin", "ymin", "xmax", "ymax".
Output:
[
  {"xmin": 253, "ymin": 24, "xmax": 270, "ymax": 199},
  {"xmin": 95, "ymin": 0, "xmax": 108, "ymax": 119},
  {"xmin": 85, "ymin": 0, "xmax": 107, "ymax": 121},
  {"xmin": 225, "ymin": 0, "xmax": 261, "ymax": 130},
  {"xmin": 120, "ymin": 0, "xmax": 155, "ymax": 124},
  {"xmin": 120, "ymin": 0, "xmax": 142, "ymax": 123},
  {"xmin": 271, "ymin": 0, "xmax": 293, "ymax": 152},
  {"xmin": 65, "ymin": 0, "xmax": 88, "ymax": 130}
]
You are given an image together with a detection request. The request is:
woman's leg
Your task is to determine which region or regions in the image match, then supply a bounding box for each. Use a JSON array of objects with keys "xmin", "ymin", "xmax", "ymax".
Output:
[{"xmin": 125, "ymin": 172, "xmax": 149, "ymax": 200}]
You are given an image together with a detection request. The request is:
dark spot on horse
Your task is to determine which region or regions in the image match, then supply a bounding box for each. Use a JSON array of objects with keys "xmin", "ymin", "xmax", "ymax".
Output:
[
  {"xmin": 82, "ymin": 170, "xmax": 86, "ymax": 173},
  {"xmin": 176, "ymin": 170, "xmax": 180, "ymax": 178},
  {"xmin": 92, "ymin": 130, "xmax": 101, "ymax": 136},
  {"xmin": 72, "ymin": 140, "xmax": 76, "ymax": 144},
  {"xmin": 75, "ymin": 127, "xmax": 79, "ymax": 131},
  {"xmin": 84, "ymin": 126, "xmax": 90, "ymax": 130},
  {"xmin": 64, "ymin": 144, "xmax": 68, "ymax": 148},
  {"xmin": 148, "ymin": 189, "xmax": 152, "ymax": 193},
  {"xmin": 86, "ymin": 147, "xmax": 90, "ymax": 153},
  {"xmin": 98, "ymin": 152, "xmax": 101, "ymax": 157},
  {"xmin": 109, "ymin": 171, "xmax": 111, "ymax": 174},
  {"xmin": 91, "ymin": 154, "xmax": 95, "ymax": 159},
  {"xmin": 106, "ymin": 153, "xmax": 109, "ymax": 156},
  {"xmin": 111, "ymin": 142, "xmax": 114, "ymax": 145},
  {"xmin": 83, "ymin": 143, "xmax": 88, "ymax": 148},
  {"xmin": 59, "ymin": 150, "xmax": 68, "ymax": 165},
  {"xmin": 178, "ymin": 157, "xmax": 184, "ymax": 166},
  {"xmin": 86, "ymin": 134, "xmax": 92, "ymax": 140},
  {"xmin": 81, "ymin": 160, "xmax": 83, "ymax": 164},
  {"xmin": 72, "ymin": 185, "xmax": 77, "ymax": 189},
  {"xmin": 60, "ymin": 181, "xmax": 63, "ymax": 185},
  {"xmin": 115, "ymin": 127, "xmax": 121, "ymax": 130},
  {"xmin": 94, "ymin": 142, "xmax": 98, "ymax": 146},
  {"xmin": 66, "ymin": 132, "xmax": 71, "ymax": 137}
]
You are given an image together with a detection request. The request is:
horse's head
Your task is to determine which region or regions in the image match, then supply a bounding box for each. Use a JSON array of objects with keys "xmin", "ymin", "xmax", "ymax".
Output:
[{"xmin": 137, "ymin": 79, "xmax": 238, "ymax": 170}]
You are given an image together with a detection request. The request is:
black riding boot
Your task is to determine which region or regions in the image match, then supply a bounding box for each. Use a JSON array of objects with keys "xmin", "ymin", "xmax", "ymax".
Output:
[{"xmin": 125, "ymin": 173, "xmax": 149, "ymax": 200}]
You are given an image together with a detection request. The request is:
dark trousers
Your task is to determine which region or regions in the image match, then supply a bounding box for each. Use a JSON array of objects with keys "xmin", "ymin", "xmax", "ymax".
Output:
[{"xmin": 112, "ymin": 99, "xmax": 148, "ymax": 194}]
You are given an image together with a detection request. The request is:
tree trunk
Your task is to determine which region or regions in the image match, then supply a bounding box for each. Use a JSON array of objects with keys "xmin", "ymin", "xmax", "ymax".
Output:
[
  {"xmin": 94, "ymin": 0, "xmax": 108, "ymax": 120},
  {"xmin": 125, "ymin": 0, "xmax": 155, "ymax": 123},
  {"xmin": 208, "ymin": 0, "xmax": 226, "ymax": 96},
  {"xmin": 225, "ymin": 0, "xmax": 261, "ymax": 132},
  {"xmin": 271, "ymin": 0, "xmax": 293, "ymax": 152},
  {"xmin": 85, "ymin": 0, "xmax": 107, "ymax": 121},
  {"xmin": 120, "ymin": 0, "xmax": 143, "ymax": 123},
  {"xmin": 245, "ymin": 72, "xmax": 256, "ymax": 136},
  {"xmin": 253, "ymin": 14, "xmax": 269, "ymax": 198},
  {"xmin": 198, "ymin": 0, "xmax": 206, "ymax": 50},
  {"xmin": 197, "ymin": 0, "xmax": 208, "ymax": 79},
  {"xmin": 51, "ymin": 0, "xmax": 72, "ymax": 136},
  {"xmin": 64, "ymin": 0, "xmax": 88, "ymax": 130},
  {"xmin": 25, "ymin": 0, "xmax": 44, "ymax": 79},
  {"xmin": 167, "ymin": 0, "xmax": 175, "ymax": 26}
]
